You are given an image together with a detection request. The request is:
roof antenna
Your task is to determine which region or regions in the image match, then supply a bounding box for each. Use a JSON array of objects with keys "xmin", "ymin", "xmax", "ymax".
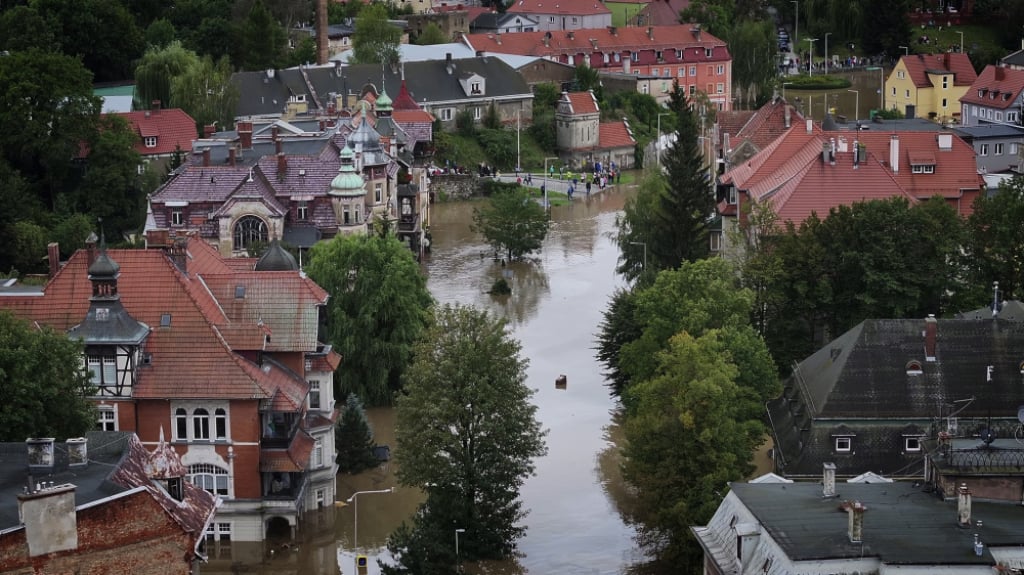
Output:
[
  {"xmin": 248, "ymin": 167, "xmax": 254, "ymax": 183},
  {"xmin": 992, "ymin": 281, "xmax": 1002, "ymax": 317}
]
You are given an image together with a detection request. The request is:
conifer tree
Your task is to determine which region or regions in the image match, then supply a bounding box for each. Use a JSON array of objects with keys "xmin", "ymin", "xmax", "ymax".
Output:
[{"xmin": 335, "ymin": 394, "xmax": 379, "ymax": 474}]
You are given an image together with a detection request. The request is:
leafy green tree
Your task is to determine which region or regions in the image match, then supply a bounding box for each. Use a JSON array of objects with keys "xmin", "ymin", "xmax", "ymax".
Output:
[
  {"xmin": 284, "ymin": 35, "xmax": 318, "ymax": 67},
  {"xmin": 472, "ymin": 186, "xmax": 551, "ymax": 261},
  {"xmin": 306, "ymin": 233, "xmax": 433, "ymax": 406},
  {"xmin": 350, "ymin": 3, "xmax": 400, "ymax": 65},
  {"xmin": 78, "ymin": 115, "xmax": 146, "ymax": 240},
  {"xmin": 966, "ymin": 176, "xmax": 1024, "ymax": 300},
  {"xmin": 135, "ymin": 41, "xmax": 201, "ymax": 111},
  {"xmin": 861, "ymin": 0, "xmax": 911, "ymax": 59},
  {"xmin": 386, "ymin": 304, "xmax": 547, "ymax": 573},
  {"xmin": 622, "ymin": 329, "xmax": 769, "ymax": 570},
  {"xmin": 170, "ymin": 55, "xmax": 239, "ymax": 133},
  {"xmin": 726, "ymin": 20, "xmax": 777, "ymax": 107},
  {"xmin": 527, "ymin": 109, "xmax": 557, "ymax": 153},
  {"xmin": 615, "ymin": 84, "xmax": 715, "ymax": 279},
  {"xmin": 0, "ymin": 311, "xmax": 95, "ymax": 440},
  {"xmin": 335, "ymin": 393, "xmax": 379, "ymax": 473},
  {"xmin": 415, "ymin": 22, "xmax": 449, "ymax": 45},
  {"xmin": 483, "ymin": 102, "xmax": 501, "ymax": 130},
  {"xmin": 145, "ymin": 17, "xmax": 177, "ymax": 48},
  {"xmin": 455, "ymin": 108, "xmax": 476, "ymax": 137},
  {"xmin": 0, "ymin": 5, "xmax": 59, "ymax": 52},
  {"xmin": 477, "ymin": 129, "xmax": 516, "ymax": 167},
  {"xmin": 0, "ymin": 49, "xmax": 100, "ymax": 213},
  {"xmin": 233, "ymin": 0, "xmax": 287, "ymax": 70},
  {"xmin": 573, "ymin": 65, "xmax": 603, "ymax": 102},
  {"xmin": 532, "ymin": 83, "xmax": 561, "ymax": 110},
  {"xmin": 51, "ymin": 214, "xmax": 96, "ymax": 260},
  {"xmin": 7, "ymin": 221, "xmax": 48, "ymax": 275},
  {"xmin": 33, "ymin": 0, "xmax": 145, "ymax": 82}
]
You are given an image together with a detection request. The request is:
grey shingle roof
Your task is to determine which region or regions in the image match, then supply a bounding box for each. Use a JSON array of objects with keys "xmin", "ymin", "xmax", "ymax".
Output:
[
  {"xmin": 727, "ymin": 481, "xmax": 1024, "ymax": 565},
  {"xmin": 953, "ymin": 123, "xmax": 1024, "ymax": 140}
]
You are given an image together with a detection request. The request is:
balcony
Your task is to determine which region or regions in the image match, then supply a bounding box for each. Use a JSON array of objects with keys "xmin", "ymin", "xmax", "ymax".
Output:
[{"xmin": 398, "ymin": 213, "xmax": 419, "ymax": 233}]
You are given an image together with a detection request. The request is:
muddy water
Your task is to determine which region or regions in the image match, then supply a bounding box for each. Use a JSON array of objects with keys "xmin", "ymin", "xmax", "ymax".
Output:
[{"xmin": 200, "ymin": 185, "xmax": 643, "ymax": 575}]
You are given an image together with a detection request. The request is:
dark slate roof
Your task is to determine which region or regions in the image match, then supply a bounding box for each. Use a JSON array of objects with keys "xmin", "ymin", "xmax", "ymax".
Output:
[
  {"xmin": 768, "ymin": 316, "xmax": 1024, "ymax": 477},
  {"xmin": 231, "ymin": 70, "xmax": 294, "ymax": 117},
  {"xmin": 0, "ymin": 432, "xmax": 134, "ymax": 530},
  {"xmin": 1004, "ymin": 48, "xmax": 1024, "ymax": 68},
  {"xmin": 254, "ymin": 240, "xmax": 299, "ymax": 271},
  {"xmin": 727, "ymin": 481, "xmax": 1024, "ymax": 565},
  {"xmin": 953, "ymin": 123, "xmax": 1024, "ymax": 140},
  {"xmin": 957, "ymin": 300, "xmax": 1024, "ymax": 322}
]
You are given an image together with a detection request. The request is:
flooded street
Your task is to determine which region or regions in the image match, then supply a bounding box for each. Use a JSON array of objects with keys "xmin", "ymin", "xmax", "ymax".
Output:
[{"xmin": 202, "ymin": 184, "xmax": 642, "ymax": 575}]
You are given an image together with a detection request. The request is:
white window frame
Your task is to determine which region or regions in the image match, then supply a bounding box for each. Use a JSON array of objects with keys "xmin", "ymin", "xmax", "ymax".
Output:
[
  {"xmin": 313, "ymin": 438, "xmax": 324, "ymax": 468},
  {"xmin": 215, "ymin": 407, "xmax": 227, "ymax": 439},
  {"xmin": 835, "ymin": 437, "xmax": 852, "ymax": 452},
  {"xmin": 440, "ymin": 108, "xmax": 454, "ymax": 121},
  {"xmin": 689, "ymin": 66, "xmax": 696, "ymax": 76},
  {"xmin": 172, "ymin": 402, "xmax": 229, "ymax": 442},
  {"xmin": 717, "ymin": 83, "xmax": 724, "ymax": 94},
  {"xmin": 942, "ymin": 76, "xmax": 948, "ymax": 89},
  {"xmin": 315, "ymin": 488, "xmax": 326, "ymax": 508},
  {"xmin": 905, "ymin": 437, "xmax": 922, "ymax": 452},
  {"xmin": 297, "ymin": 201, "xmax": 308, "ymax": 221},
  {"xmin": 473, "ymin": 107, "xmax": 482, "ymax": 120},
  {"xmin": 996, "ymin": 112, "xmax": 1003, "ymax": 122},
  {"xmin": 87, "ymin": 353, "xmax": 117, "ymax": 387},
  {"xmin": 144, "ymin": 136, "xmax": 157, "ymax": 148},
  {"xmin": 171, "ymin": 210, "xmax": 183, "ymax": 226},
  {"xmin": 193, "ymin": 408, "xmax": 211, "ymax": 440},
  {"xmin": 206, "ymin": 522, "xmax": 232, "ymax": 541},
  {"xmin": 309, "ymin": 380, "xmax": 321, "ymax": 410},
  {"xmin": 704, "ymin": 48, "xmax": 712, "ymax": 57},
  {"xmin": 709, "ymin": 232, "xmax": 722, "ymax": 252},
  {"xmin": 996, "ymin": 143, "xmax": 1005, "ymax": 155},
  {"xmin": 716, "ymin": 64, "xmax": 724, "ymax": 75},
  {"xmin": 630, "ymin": 51, "xmax": 639, "ymax": 63},
  {"xmin": 374, "ymin": 182, "xmax": 383, "ymax": 203},
  {"xmin": 188, "ymin": 463, "xmax": 229, "ymax": 496},
  {"xmin": 97, "ymin": 405, "xmax": 117, "ymax": 431},
  {"xmin": 905, "ymin": 89, "xmax": 910, "ymax": 98},
  {"xmin": 1011, "ymin": 142, "xmax": 1019, "ymax": 154},
  {"xmin": 980, "ymin": 144, "xmax": 989, "ymax": 156}
]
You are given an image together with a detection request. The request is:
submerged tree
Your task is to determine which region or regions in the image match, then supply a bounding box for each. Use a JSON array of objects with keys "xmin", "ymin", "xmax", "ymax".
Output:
[
  {"xmin": 472, "ymin": 186, "xmax": 550, "ymax": 261},
  {"xmin": 335, "ymin": 394, "xmax": 379, "ymax": 474},
  {"xmin": 385, "ymin": 304, "xmax": 547, "ymax": 574}
]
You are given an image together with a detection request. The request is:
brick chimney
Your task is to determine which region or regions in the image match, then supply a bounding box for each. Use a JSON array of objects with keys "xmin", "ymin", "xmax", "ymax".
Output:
[
  {"xmin": 169, "ymin": 236, "xmax": 188, "ymax": 275},
  {"xmin": 316, "ymin": 0, "xmax": 329, "ymax": 65},
  {"xmin": 823, "ymin": 462, "xmax": 837, "ymax": 497},
  {"xmin": 47, "ymin": 242, "xmax": 59, "ymax": 278},
  {"xmin": 151, "ymin": 100, "xmax": 161, "ymax": 112},
  {"xmin": 228, "ymin": 147, "xmax": 236, "ymax": 167},
  {"xmin": 17, "ymin": 483, "xmax": 78, "ymax": 557},
  {"xmin": 958, "ymin": 483, "xmax": 972, "ymax": 527},
  {"xmin": 924, "ymin": 314, "xmax": 937, "ymax": 361},
  {"xmin": 647, "ymin": 26, "xmax": 654, "ymax": 40},
  {"xmin": 85, "ymin": 232, "xmax": 98, "ymax": 267},
  {"xmin": 889, "ymin": 134, "xmax": 900, "ymax": 173},
  {"xmin": 275, "ymin": 137, "xmax": 283, "ymax": 156},
  {"xmin": 237, "ymin": 121, "xmax": 254, "ymax": 149},
  {"xmin": 844, "ymin": 500, "xmax": 865, "ymax": 543},
  {"xmin": 202, "ymin": 148, "xmax": 211, "ymax": 167},
  {"xmin": 277, "ymin": 152, "xmax": 287, "ymax": 174},
  {"xmin": 203, "ymin": 123, "xmax": 216, "ymax": 138}
]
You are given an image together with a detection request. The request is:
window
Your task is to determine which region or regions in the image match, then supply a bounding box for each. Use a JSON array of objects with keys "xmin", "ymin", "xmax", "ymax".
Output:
[
  {"xmin": 897, "ymin": 70, "xmax": 905, "ymax": 79},
  {"xmin": 473, "ymin": 107, "xmax": 482, "ymax": 120},
  {"xmin": 87, "ymin": 353, "xmax": 117, "ymax": 386},
  {"xmin": 676, "ymin": 49, "xmax": 682, "ymax": 59},
  {"xmin": 188, "ymin": 464, "xmax": 229, "ymax": 496},
  {"xmin": 313, "ymin": 438, "xmax": 324, "ymax": 468},
  {"xmin": 689, "ymin": 66, "xmax": 696, "ymax": 76},
  {"xmin": 193, "ymin": 408, "xmax": 211, "ymax": 440},
  {"xmin": 661, "ymin": 82, "xmax": 668, "ymax": 93},
  {"xmin": 470, "ymin": 82, "xmax": 481, "ymax": 94},
  {"xmin": 941, "ymin": 98, "xmax": 947, "ymax": 108},
  {"xmin": 835, "ymin": 437, "xmax": 852, "ymax": 452},
  {"xmin": 905, "ymin": 437, "xmax": 922, "ymax": 452},
  {"xmin": 996, "ymin": 143, "xmax": 1004, "ymax": 155},
  {"xmin": 232, "ymin": 216, "xmax": 268, "ymax": 252},
  {"xmin": 206, "ymin": 522, "xmax": 232, "ymax": 541},
  {"xmin": 1009, "ymin": 111, "xmax": 1019, "ymax": 123},
  {"xmin": 709, "ymin": 232, "xmax": 722, "ymax": 252},
  {"xmin": 689, "ymin": 85, "xmax": 696, "ymax": 95},
  {"xmin": 175, "ymin": 408, "xmax": 188, "ymax": 440},
  {"xmin": 440, "ymin": 108, "xmax": 453, "ymax": 121},
  {"xmin": 905, "ymin": 89, "xmax": 910, "ymax": 98},
  {"xmin": 716, "ymin": 64, "xmax": 724, "ymax": 75},
  {"xmin": 678, "ymin": 67, "xmax": 685, "ymax": 77},
  {"xmin": 374, "ymin": 183, "xmax": 383, "ymax": 203},
  {"xmin": 297, "ymin": 201, "xmax": 308, "ymax": 221},
  {"xmin": 215, "ymin": 408, "xmax": 227, "ymax": 439},
  {"xmin": 315, "ymin": 488, "xmax": 326, "ymax": 508},
  {"xmin": 996, "ymin": 112, "xmax": 1003, "ymax": 121},
  {"xmin": 656, "ymin": 50, "xmax": 663, "ymax": 61},
  {"xmin": 641, "ymin": 83, "xmax": 648, "ymax": 94},
  {"xmin": 631, "ymin": 51, "xmax": 638, "ymax": 63},
  {"xmin": 912, "ymin": 164, "xmax": 935, "ymax": 174},
  {"xmin": 891, "ymin": 86, "xmax": 896, "ymax": 96},
  {"xmin": 603, "ymin": 53, "xmax": 609, "ymax": 64},
  {"xmin": 716, "ymin": 83, "xmax": 724, "ymax": 94},
  {"xmin": 1011, "ymin": 142, "xmax": 1019, "ymax": 155},
  {"xmin": 942, "ymin": 76, "xmax": 948, "ymax": 89},
  {"xmin": 309, "ymin": 380, "xmax": 321, "ymax": 409},
  {"xmin": 571, "ymin": 16, "xmax": 577, "ymax": 23},
  {"xmin": 144, "ymin": 136, "xmax": 157, "ymax": 148},
  {"xmin": 171, "ymin": 210, "xmax": 183, "ymax": 226},
  {"xmin": 980, "ymin": 144, "xmax": 989, "ymax": 156},
  {"xmin": 704, "ymin": 48, "xmax": 712, "ymax": 57},
  {"xmin": 549, "ymin": 16, "xmax": 554, "ymax": 22},
  {"xmin": 97, "ymin": 406, "xmax": 117, "ymax": 431}
]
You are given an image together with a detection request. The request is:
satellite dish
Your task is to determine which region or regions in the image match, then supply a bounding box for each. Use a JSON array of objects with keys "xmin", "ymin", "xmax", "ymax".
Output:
[{"xmin": 1017, "ymin": 405, "xmax": 1024, "ymax": 424}]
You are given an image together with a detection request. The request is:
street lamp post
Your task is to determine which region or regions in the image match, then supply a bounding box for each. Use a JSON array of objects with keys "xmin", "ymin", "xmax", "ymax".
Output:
[
  {"xmin": 543, "ymin": 156, "xmax": 558, "ymax": 210},
  {"xmin": 346, "ymin": 488, "xmax": 395, "ymax": 572},
  {"xmin": 898, "ymin": 45, "xmax": 909, "ymax": 56},
  {"xmin": 957, "ymin": 31, "xmax": 965, "ymax": 54},
  {"xmin": 516, "ymin": 110, "xmax": 521, "ymax": 172},
  {"xmin": 805, "ymin": 38, "xmax": 818, "ymax": 76},
  {"xmin": 455, "ymin": 528, "xmax": 466, "ymax": 572},
  {"xmin": 656, "ymin": 112, "xmax": 670, "ymax": 165},
  {"xmin": 865, "ymin": 66, "xmax": 884, "ymax": 111},
  {"xmin": 824, "ymin": 32, "xmax": 831, "ymax": 74},
  {"xmin": 848, "ymin": 89, "xmax": 859, "ymax": 123},
  {"xmin": 628, "ymin": 241, "xmax": 647, "ymax": 272}
]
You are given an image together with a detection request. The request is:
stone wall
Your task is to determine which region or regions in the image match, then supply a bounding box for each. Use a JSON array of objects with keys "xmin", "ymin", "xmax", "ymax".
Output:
[{"xmin": 429, "ymin": 174, "xmax": 481, "ymax": 201}]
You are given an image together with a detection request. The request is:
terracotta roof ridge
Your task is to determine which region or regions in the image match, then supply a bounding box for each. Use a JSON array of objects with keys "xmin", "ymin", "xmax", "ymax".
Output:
[
  {"xmin": 863, "ymin": 149, "xmax": 919, "ymax": 202},
  {"xmin": 192, "ymin": 273, "xmax": 230, "ymax": 325}
]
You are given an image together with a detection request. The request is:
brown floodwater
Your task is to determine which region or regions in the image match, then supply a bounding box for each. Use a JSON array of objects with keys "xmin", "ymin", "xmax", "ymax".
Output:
[{"xmin": 200, "ymin": 183, "xmax": 646, "ymax": 575}]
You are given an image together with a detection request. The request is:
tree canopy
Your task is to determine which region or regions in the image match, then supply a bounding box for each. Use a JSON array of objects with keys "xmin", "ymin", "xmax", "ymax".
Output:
[
  {"xmin": 335, "ymin": 393, "xmax": 379, "ymax": 474},
  {"xmin": 472, "ymin": 184, "xmax": 551, "ymax": 261},
  {"xmin": 350, "ymin": 3, "xmax": 401, "ymax": 65},
  {"xmin": 305, "ymin": 233, "xmax": 433, "ymax": 406},
  {"xmin": 386, "ymin": 304, "xmax": 547, "ymax": 574},
  {"xmin": 0, "ymin": 311, "xmax": 95, "ymax": 441}
]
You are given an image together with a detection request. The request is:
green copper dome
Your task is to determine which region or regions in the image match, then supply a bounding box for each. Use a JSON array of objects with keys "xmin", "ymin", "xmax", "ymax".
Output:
[
  {"xmin": 375, "ymin": 89, "xmax": 393, "ymax": 114},
  {"xmin": 329, "ymin": 144, "xmax": 365, "ymax": 196}
]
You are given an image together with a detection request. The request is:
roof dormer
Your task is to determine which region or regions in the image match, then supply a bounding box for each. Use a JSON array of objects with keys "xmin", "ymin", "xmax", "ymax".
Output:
[{"xmin": 460, "ymin": 72, "xmax": 485, "ymax": 97}]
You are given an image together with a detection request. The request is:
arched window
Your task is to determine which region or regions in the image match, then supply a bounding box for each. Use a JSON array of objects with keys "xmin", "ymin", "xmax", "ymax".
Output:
[
  {"xmin": 193, "ymin": 408, "xmax": 210, "ymax": 440},
  {"xmin": 188, "ymin": 463, "xmax": 229, "ymax": 496},
  {"xmin": 233, "ymin": 216, "xmax": 268, "ymax": 252},
  {"xmin": 175, "ymin": 408, "xmax": 188, "ymax": 440},
  {"xmin": 215, "ymin": 408, "xmax": 227, "ymax": 440}
]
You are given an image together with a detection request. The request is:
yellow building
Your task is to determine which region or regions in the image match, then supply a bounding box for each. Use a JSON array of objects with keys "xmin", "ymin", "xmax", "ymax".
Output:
[{"xmin": 885, "ymin": 53, "xmax": 977, "ymax": 124}]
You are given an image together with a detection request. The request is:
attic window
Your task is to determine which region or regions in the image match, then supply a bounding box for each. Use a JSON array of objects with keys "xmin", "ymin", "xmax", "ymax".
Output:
[
  {"xmin": 906, "ymin": 359, "xmax": 923, "ymax": 375},
  {"xmin": 160, "ymin": 313, "xmax": 171, "ymax": 327},
  {"xmin": 911, "ymin": 164, "xmax": 935, "ymax": 174},
  {"xmin": 904, "ymin": 437, "xmax": 922, "ymax": 452},
  {"xmin": 96, "ymin": 308, "xmax": 110, "ymax": 321},
  {"xmin": 835, "ymin": 436, "xmax": 852, "ymax": 452},
  {"xmin": 705, "ymin": 48, "xmax": 713, "ymax": 58},
  {"xmin": 144, "ymin": 137, "xmax": 157, "ymax": 148},
  {"xmin": 235, "ymin": 285, "xmax": 246, "ymax": 299}
]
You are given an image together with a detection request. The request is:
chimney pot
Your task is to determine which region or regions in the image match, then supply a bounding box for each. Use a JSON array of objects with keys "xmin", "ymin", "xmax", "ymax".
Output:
[
  {"xmin": 889, "ymin": 134, "xmax": 900, "ymax": 173},
  {"xmin": 822, "ymin": 462, "xmax": 836, "ymax": 497},
  {"xmin": 17, "ymin": 484, "xmax": 77, "ymax": 557},
  {"xmin": 47, "ymin": 242, "xmax": 60, "ymax": 278},
  {"xmin": 203, "ymin": 123, "xmax": 216, "ymax": 138},
  {"xmin": 925, "ymin": 314, "xmax": 937, "ymax": 361},
  {"xmin": 958, "ymin": 483, "xmax": 972, "ymax": 527},
  {"xmin": 151, "ymin": 100, "xmax": 161, "ymax": 111},
  {"xmin": 845, "ymin": 500, "xmax": 865, "ymax": 543}
]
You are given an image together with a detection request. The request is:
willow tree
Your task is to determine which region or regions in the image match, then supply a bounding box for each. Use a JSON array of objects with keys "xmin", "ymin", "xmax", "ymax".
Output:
[
  {"xmin": 169, "ymin": 54, "xmax": 239, "ymax": 132},
  {"xmin": 135, "ymin": 41, "xmax": 199, "ymax": 112},
  {"xmin": 305, "ymin": 233, "xmax": 433, "ymax": 405}
]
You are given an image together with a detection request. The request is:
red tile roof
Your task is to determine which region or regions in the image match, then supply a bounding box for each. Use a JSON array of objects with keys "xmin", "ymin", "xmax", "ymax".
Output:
[
  {"xmin": 463, "ymin": 24, "xmax": 727, "ymax": 58},
  {"xmin": 721, "ymin": 126, "xmax": 981, "ymax": 223},
  {"xmin": 261, "ymin": 431, "xmax": 314, "ymax": 472},
  {"xmin": 393, "ymin": 109, "xmax": 434, "ymax": 123},
  {"xmin": 598, "ymin": 119, "xmax": 636, "ymax": 149},
  {"xmin": 900, "ymin": 53, "xmax": 977, "ymax": 88},
  {"xmin": 0, "ymin": 237, "xmax": 326, "ymax": 400},
  {"xmin": 635, "ymin": 0, "xmax": 691, "ymax": 26},
  {"xmin": 563, "ymin": 91, "xmax": 599, "ymax": 115},
  {"xmin": 392, "ymin": 80, "xmax": 423, "ymax": 111},
  {"xmin": 507, "ymin": 0, "xmax": 611, "ymax": 16},
  {"xmin": 116, "ymin": 108, "xmax": 197, "ymax": 156},
  {"xmin": 960, "ymin": 65, "xmax": 1024, "ymax": 109}
]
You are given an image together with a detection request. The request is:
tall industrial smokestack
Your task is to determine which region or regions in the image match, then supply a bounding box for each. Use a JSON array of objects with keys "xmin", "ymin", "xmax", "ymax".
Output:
[{"xmin": 317, "ymin": 0, "xmax": 329, "ymax": 65}]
